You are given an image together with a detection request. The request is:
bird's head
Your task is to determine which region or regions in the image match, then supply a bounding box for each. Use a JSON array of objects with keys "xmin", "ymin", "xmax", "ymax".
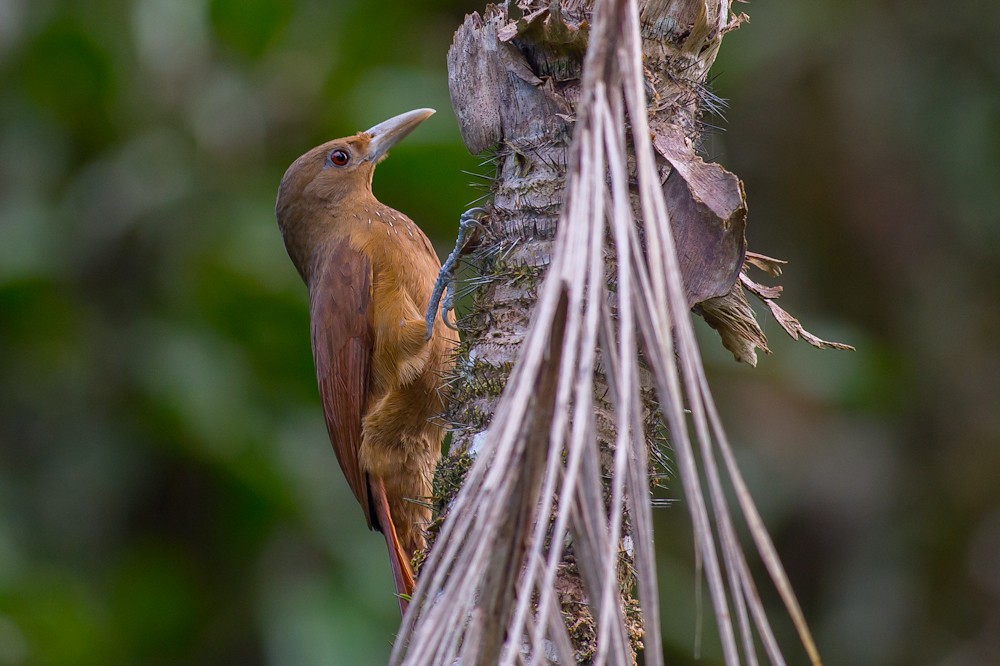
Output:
[{"xmin": 276, "ymin": 108, "xmax": 435, "ymax": 277}]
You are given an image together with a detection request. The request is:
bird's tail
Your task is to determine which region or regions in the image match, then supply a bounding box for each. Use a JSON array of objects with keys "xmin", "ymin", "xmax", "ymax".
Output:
[{"xmin": 369, "ymin": 477, "xmax": 416, "ymax": 615}]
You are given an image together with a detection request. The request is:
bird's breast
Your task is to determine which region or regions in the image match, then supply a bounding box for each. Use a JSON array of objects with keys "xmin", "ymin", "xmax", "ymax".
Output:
[{"xmin": 345, "ymin": 208, "xmax": 442, "ymax": 396}]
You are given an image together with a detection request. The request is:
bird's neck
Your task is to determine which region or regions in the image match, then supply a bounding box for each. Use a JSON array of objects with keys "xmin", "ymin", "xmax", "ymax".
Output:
[{"xmin": 279, "ymin": 191, "xmax": 380, "ymax": 284}]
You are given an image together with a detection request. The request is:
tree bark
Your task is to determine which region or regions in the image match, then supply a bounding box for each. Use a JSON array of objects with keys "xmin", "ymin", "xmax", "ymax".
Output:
[
  {"xmin": 397, "ymin": 4, "xmax": 843, "ymax": 664},
  {"xmin": 427, "ymin": 1, "xmax": 755, "ymax": 662},
  {"xmin": 441, "ymin": 0, "xmax": 753, "ymax": 452}
]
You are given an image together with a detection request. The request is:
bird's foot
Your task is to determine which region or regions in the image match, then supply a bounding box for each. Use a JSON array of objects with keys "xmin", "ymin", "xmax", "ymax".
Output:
[{"xmin": 425, "ymin": 207, "xmax": 488, "ymax": 340}]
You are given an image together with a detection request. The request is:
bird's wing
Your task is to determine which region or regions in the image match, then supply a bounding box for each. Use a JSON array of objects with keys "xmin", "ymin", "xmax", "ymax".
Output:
[{"xmin": 309, "ymin": 239, "xmax": 375, "ymax": 529}]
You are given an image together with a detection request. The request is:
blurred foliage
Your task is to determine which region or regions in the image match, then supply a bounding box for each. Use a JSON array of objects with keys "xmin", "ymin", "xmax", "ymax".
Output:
[{"xmin": 0, "ymin": 1, "xmax": 997, "ymax": 665}]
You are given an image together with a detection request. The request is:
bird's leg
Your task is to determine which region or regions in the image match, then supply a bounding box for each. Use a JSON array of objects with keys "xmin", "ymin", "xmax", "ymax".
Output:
[{"xmin": 425, "ymin": 207, "xmax": 487, "ymax": 340}]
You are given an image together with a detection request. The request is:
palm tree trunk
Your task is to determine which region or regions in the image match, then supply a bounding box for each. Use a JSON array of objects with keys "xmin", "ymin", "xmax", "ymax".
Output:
[
  {"xmin": 399, "ymin": 2, "xmax": 832, "ymax": 664},
  {"xmin": 432, "ymin": 2, "xmax": 744, "ymax": 662}
]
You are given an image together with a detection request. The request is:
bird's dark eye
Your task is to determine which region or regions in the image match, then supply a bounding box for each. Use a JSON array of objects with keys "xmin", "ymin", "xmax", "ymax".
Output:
[{"xmin": 328, "ymin": 149, "xmax": 350, "ymax": 167}]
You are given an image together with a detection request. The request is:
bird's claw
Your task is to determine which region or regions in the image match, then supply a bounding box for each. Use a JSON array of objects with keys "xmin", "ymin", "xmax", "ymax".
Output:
[{"xmin": 425, "ymin": 208, "xmax": 487, "ymax": 340}]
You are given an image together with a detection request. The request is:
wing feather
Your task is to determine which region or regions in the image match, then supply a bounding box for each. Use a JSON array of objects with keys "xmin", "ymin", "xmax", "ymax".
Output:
[{"xmin": 309, "ymin": 240, "xmax": 375, "ymax": 529}]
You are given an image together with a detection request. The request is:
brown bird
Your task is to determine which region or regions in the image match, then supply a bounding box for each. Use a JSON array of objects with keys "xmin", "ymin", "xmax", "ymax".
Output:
[{"xmin": 275, "ymin": 109, "xmax": 457, "ymax": 614}]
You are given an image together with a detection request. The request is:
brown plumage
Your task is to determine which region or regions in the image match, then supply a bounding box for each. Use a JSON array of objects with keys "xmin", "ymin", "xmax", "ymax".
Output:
[{"xmin": 275, "ymin": 109, "xmax": 457, "ymax": 614}]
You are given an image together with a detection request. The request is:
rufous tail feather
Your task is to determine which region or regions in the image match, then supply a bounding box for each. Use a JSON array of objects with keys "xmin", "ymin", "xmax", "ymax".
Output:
[{"xmin": 369, "ymin": 477, "xmax": 415, "ymax": 615}]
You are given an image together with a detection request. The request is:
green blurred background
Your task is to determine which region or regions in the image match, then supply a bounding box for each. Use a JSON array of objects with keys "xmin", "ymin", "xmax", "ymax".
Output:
[{"xmin": 0, "ymin": 1, "xmax": 997, "ymax": 664}]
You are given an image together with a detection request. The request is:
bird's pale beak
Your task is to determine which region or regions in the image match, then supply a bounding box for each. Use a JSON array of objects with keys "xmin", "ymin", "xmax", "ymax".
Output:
[{"xmin": 365, "ymin": 108, "xmax": 435, "ymax": 163}]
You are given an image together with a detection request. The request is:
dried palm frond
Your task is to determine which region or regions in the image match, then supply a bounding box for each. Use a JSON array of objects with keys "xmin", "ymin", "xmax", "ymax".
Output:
[{"xmin": 391, "ymin": 0, "xmax": 823, "ymax": 664}]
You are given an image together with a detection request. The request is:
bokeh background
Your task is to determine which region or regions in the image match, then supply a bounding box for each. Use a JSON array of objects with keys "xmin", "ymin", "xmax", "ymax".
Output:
[{"xmin": 1, "ymin": 1, "xmax": 997, "ymax": 664}]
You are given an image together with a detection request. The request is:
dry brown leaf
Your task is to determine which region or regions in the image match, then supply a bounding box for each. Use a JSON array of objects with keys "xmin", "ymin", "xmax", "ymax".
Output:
[
  {"xmin": 697, "ymin": 283, "xmax": 769, "ymax": 367},
  {"xmin": 745, "ymin": 250, "xmax": 785, "ymax": 277},
  {"xmin": 763, "ymin": 298, "xmax": 855, "ymax": 351},
  {"xmin": 653, "ymin": 124, "xmax": 748, "ymax": 306}
]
